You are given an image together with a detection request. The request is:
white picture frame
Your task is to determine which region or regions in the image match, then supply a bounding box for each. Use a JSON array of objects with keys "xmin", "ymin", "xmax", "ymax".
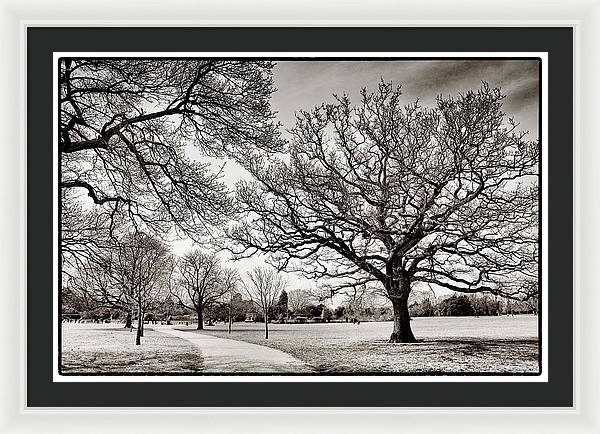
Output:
[{"xmin": 0, "ymin": 0, "xmax": 596, "ymax": 432}]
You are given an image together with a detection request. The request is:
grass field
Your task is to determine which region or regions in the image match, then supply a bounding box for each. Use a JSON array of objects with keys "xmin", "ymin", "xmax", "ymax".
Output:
[
  {"xmin": 61, "ymin": 316, "xmax": 539, "ymax": 374},
  {"xmin": 61, "ymin": 323, "xmax": 203, "ymax": 374},
  {"xmin": 190, "ymin": 316, "xmax": 540, "ymax": 374}
]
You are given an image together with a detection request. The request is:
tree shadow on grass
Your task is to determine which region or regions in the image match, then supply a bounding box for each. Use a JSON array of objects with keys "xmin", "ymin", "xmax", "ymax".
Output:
[{"xmin": 302, "ymin": 338, "xmax": 540, "ymax": 374}]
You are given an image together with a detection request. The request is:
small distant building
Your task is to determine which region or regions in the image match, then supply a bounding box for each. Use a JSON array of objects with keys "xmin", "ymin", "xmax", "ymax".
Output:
[{"xmin": 245, "ymin": 312, "xmax": 258, "ymax": 322}]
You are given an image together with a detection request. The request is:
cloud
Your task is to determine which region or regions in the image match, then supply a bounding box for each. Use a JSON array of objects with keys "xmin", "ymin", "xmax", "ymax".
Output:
[{"xmin": 273, "ymin": 59, "xmax": 539, "ymax": 139}]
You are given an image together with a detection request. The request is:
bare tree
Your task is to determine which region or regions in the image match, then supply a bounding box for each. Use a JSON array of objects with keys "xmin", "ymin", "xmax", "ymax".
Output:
[
  {"xmin": 60, "ymin": 59, "xmax": 283, "ymax": 244},
  {"xmin": 287, "ymin": 289, "xmax": 313, "ymax": 314},
  {"xmin": 60, "ymin": 190, "xmax": 123, "ymax": 278},
  {"xmin": 171, "ymin": 250, "xmax": 228, "ymax": 330},
  {"xmin": 229, "ymin": 81, "xmax": 539, "ymax": 342},
  {"xmin": 244, "ymin": 267, "xmax": 286, "ymax": 339},
  {"xmin": 221, "ymin": 268, "xmax": 241, "ymax": 334},
  {"xmin": 62, "ymin": 254, "xmax": 125, "ymax": 319},
  {"xmin": 71, "ymin": 232, "xmax": 171, "ymax": 344},
  {"xmin": 339, "ymin": 284, "xmax": 382, "ymax": 320},
  {"xmin": 111, "ymin": 233, "xmax": 171, "ymax": 344}
]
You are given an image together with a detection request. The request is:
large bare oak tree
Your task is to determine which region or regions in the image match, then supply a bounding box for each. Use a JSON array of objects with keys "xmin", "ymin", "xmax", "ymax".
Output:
[{"xmin": 229, "ymin": 81, "xmax": 539, "ymax": 342}]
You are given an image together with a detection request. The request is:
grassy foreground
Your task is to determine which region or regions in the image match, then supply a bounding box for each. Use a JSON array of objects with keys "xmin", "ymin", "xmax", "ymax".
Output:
[
  {"xmin": 191, "ymin": 317, "xmax": 539, "ymax": 374},
  {"xmin": 61, "ymin": 323, "xmax": 203, "ymax": 374}
]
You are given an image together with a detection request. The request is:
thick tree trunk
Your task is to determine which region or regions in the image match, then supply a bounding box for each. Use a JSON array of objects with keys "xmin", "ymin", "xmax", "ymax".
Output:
[
  {"xmin": 124, "ymin": 311, "xmax": 132, "ymax": 329},
  {"xmin": 197, "ymin": 308, "xmax": 204, "ymax": 330},
  {"xmin": 389, "ymin": 297, "xmax": 417, "ymax": 343}
]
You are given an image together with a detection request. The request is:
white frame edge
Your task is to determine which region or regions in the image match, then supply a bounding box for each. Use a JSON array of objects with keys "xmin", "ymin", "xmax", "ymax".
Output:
[{"xmin": 0, "ymin": 1, "xmax": 595, "ymax": 433}]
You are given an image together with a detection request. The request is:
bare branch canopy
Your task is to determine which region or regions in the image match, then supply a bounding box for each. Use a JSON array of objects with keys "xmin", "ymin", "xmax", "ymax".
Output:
[{"xmin": 228, "ymin": 81, "xmax": 539, "ymax": 342}]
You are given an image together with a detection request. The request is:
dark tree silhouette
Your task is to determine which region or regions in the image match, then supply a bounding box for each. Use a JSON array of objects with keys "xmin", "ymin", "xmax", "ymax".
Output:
[
  {"xmin": 275, "ymin": 289, "xmax": 289, "ymax": 318},
  {"xmin": 60, "ymin": 59, "xmax": 283, "ymax": 242},
  {"xmin": 229, "ymin": 81, "xmax": 539, "ymax": 342},
  {"xmin": 437, "ymin": 294, "xmax": 476, "ymax": 316}
]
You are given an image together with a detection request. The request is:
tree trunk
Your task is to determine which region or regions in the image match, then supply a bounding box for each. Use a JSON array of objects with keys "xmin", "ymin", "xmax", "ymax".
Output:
[
  {"xmin": 135, "ymin": 312, "xmax": 143, "ymax": 345},
  {"xmin": 197, "ymin": 308, "xmax": 204, "ymax": 330},
  {"xmin": 124, "ymin": 311, "xmax": 132, "ymax": 329},
  {"xmin": 264, "ymin": 310, "xmax": 269, "ymax": 339},
  {"xmin": 139, "ymin": 311, "xmax": 145, "ymax": 337},
  {"xmin": 228, "ymin": 304, "xmax": 232, "ymax": 334},
  {"xmin": 389, "ymin": 297, "xmax": 417, "ymax": 343}
]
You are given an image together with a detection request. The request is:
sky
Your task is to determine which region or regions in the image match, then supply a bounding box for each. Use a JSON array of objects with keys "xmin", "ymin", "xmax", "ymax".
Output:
[
  {"xmin": 175, "ymin": 59, "xmax": 540, "ymax": 298},
  {"xmin": 272, "ymin": 60, "xmax": 539, "ymax": 140}
]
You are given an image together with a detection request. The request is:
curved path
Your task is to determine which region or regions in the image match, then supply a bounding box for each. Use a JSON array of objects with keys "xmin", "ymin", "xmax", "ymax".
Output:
[{"xmin": 156, "ymin": 326, "xmax": 314, "ymax": 373}]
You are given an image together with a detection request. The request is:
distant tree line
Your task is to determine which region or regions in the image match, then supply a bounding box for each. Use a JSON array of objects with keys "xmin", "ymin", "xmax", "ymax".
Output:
[{"xmin": 408, "ymin": 293, "xmax": 538, "ymax": 317}]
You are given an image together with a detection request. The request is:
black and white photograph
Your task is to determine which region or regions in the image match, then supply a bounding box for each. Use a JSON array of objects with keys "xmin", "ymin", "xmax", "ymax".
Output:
[{"xmin": 58, "ymin": 56, "xmax": 542, "ymax": 377}]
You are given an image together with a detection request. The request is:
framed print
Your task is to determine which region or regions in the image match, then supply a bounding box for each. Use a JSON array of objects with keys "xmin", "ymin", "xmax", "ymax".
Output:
[{"xmin": 0, "ymin": 0, "xmax": 597, "ymax": 432}]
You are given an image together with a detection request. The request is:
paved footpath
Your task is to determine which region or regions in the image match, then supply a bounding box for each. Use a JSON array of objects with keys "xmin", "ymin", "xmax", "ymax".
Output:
[{"xmin": 156, "ymin": 326, "xmax": 314, "ymax": 373}]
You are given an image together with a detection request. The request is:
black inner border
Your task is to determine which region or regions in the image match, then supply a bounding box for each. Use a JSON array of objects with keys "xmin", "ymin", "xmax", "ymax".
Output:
[{"xmin": 27, "ymin": 27, "xmax": 573, "ymax": 406}]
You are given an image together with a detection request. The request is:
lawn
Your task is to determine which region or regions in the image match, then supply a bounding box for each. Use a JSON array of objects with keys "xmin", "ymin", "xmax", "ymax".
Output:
[
  {"xmin": 189, "ymin": 316, "xmax": 540, "ymax": 374},
  {"xmin": 61, "ymin": 323, "xmax": 203, "ymax": 374}
]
